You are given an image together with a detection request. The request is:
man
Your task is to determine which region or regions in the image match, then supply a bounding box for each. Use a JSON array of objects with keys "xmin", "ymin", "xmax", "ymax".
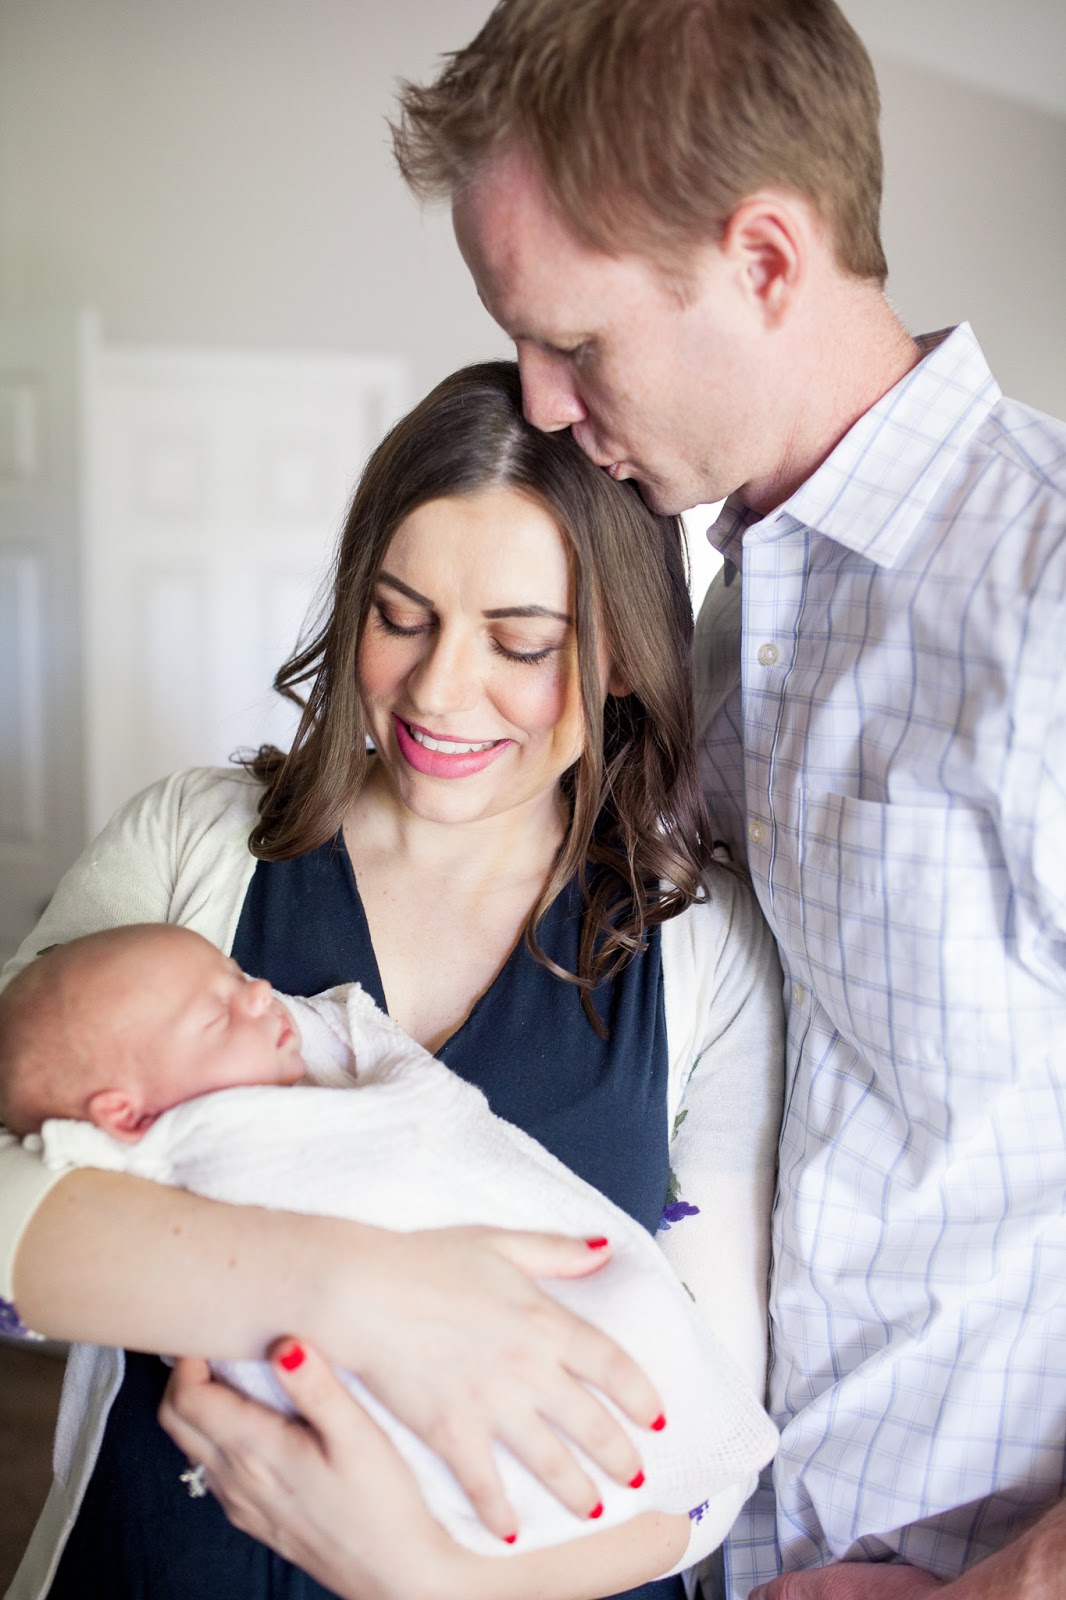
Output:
[{"xmin": 391, "ymin": 0, "xmax": 1066, "ymax": 1596}]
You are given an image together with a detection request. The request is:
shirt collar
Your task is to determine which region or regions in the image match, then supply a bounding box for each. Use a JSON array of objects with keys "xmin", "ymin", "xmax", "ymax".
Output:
[{"xmin": 706, "ymin": 324, "xmax": 1001, "ymax": 570}]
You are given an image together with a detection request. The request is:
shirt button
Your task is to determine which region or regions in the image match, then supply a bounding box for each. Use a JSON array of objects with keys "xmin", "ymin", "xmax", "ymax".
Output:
[
  {"xmin": 748, "ymin": 819, "xmax": 765, "ymax": 845},
  {"xmin": 757, "ymin": 642, "xmax": 779, "ymax": 667},
  {"xmin": 792, "ymin": 982, "xmax": 806, "ymax": 1008}
]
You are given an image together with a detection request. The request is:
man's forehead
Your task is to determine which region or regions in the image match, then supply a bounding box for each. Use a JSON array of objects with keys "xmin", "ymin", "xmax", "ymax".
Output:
[{"xmin": 454, "ymin": 157, "xmax": 629, "ymax": 343}]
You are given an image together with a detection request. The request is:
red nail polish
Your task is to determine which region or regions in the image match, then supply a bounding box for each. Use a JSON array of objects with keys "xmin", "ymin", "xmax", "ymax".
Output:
[
  {"xmin": 628, "ymin": 1470, "xmax": 645, "ymax": 1489},
  {"xmin": 503, "ymin": 1533, "xmax": 517, "ymax": 1545},
  {"xmin": 650, "ymin": 1413, "xmax": 666, "ymax": 1431},
  {"xmin": 588, "ymin": 1502, "xmax": 604, "ymax": 1519},
  {"xmin": 278, "ymin": 1341, "xmax": 306, "ymax": 1372},
  {"xmin": 585, "ymin": 1236, "xmax": 609, "ymax": 1250}
]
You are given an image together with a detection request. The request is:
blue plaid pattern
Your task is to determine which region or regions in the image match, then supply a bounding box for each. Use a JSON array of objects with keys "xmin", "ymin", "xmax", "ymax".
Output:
[{"xmin": 695, "ymin": 325, "xmax": 1066, "ymax": 1595}]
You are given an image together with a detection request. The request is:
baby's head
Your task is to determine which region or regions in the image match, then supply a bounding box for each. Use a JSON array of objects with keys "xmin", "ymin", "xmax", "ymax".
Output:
[{"xmin": 0, "ymin": 924, "xmax": 305, "ymax": 1141}]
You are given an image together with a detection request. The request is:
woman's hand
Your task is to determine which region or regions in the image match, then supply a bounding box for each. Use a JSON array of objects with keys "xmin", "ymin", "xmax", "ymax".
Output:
[
  {"xmin": 160, "ymin": 1342, "xmax": 690, "ymax": 1600},
  {"xmin": 161, "ymin": 1346, "xmax": 471, "ymax": 1600},
  {"xmin": 328, "ymin": 1224, "xmax": 663, "ymax": 1538}
]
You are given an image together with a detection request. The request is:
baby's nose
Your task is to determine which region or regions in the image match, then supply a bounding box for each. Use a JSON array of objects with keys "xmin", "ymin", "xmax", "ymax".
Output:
[{"xmin": 241, "ymin": 977, "xmax": 273, "ymax": 1014}]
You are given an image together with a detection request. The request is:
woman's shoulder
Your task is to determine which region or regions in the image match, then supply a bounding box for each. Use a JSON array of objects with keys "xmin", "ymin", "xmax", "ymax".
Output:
[
  {"xmin": 662, "ymin": 865, "xmax": 775, "ymax": 973},
  {"xmin": 101, "ymin": 764, "xmax": 262, "ymax": 845}
]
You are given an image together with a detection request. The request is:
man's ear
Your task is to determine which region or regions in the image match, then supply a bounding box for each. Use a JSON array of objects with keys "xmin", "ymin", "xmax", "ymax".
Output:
[
  {"xmin": 720, "ymin": 192, "xmax": 806, "ymax": 325},
  {"xmin": 86, "ymin": 1087, "xmax": 149, "ymax": 1144}
]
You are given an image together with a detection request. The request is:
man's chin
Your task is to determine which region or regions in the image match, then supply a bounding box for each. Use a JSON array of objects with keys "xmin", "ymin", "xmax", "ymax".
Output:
[{"xmin": 632, "ymin": 477, "xmax": 690, "ymax": 517}]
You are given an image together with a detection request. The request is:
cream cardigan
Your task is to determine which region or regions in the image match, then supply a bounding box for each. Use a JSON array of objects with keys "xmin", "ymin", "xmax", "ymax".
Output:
[{"xmin": 0, "ymin": 767, "xmax": 784, "ymax": 1600}]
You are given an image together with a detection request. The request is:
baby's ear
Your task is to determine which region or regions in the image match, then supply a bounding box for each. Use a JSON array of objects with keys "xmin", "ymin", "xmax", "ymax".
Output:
[{"xmin": 86, "ymin": 1088, "xmax": 149, "ymax": 1144}]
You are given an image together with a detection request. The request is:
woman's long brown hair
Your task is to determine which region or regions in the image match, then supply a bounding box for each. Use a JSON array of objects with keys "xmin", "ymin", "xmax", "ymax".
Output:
[{"xmin": 243, "ymin": 361, "xmax": 715, "ymax": 1020}]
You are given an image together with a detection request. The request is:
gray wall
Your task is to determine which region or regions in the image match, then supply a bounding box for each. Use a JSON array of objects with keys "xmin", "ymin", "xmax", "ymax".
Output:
[{"xmin": 2, "ymin": 0, "xmax": 1063, "ymax": 416}]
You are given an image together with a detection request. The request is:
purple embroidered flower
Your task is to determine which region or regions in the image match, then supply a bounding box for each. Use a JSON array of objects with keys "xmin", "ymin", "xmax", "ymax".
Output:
[
  {"xmin": 657, "ymin": 1199, "xmax": 700, "ymax": 1231},
  {"xmin": 0, "ymin": 1297, "xmax": 35, "ymax": 1339},
  {"xmin": 689, "ymin": 1500, "xmax": 709, "ymax": 1523}
]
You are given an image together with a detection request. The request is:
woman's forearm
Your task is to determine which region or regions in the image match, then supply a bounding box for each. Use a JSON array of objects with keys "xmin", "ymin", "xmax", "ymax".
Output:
[
  {"xmin": 458, "ymin": 1512, "xmax": 691, "ymax": 1600},
  {"xmin": 13, "ymin": 1168, "xmax": 366, "ymax": 1356}
]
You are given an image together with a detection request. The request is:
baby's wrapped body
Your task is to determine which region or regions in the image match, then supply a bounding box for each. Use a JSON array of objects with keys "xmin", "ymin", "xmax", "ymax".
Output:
[{"xmin": 35, "ymin": 983, "xmax": 777, "ymax": 1568}]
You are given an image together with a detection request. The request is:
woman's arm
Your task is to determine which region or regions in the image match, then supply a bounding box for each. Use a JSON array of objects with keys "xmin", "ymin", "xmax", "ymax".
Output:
[
  {"xmin": 15, "ymin": 1171, "xmax": 660, "ymax": 1536},
  {"xmin": 161, "ymin": 1342, "xmax": 692, "ymax": 1600},
  {"xmin": 660, "ymin": 871, "xmax": 785, "ymax": 1392}
]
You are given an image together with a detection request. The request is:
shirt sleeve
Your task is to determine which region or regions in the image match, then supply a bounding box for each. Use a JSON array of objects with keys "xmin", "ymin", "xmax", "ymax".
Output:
[
  {"xmin": 657, "ymin": 872, "xmax": 785, "ymax": 1577},
  {"xmin": 0, "ymin": 773, "xmax": 191, "ymax": 1304}
]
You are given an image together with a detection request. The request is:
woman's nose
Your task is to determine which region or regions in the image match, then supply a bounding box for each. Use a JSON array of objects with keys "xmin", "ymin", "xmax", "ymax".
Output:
[{"xmin": 407, "ymin": 629, "xmax": 480, "ymax": 714}]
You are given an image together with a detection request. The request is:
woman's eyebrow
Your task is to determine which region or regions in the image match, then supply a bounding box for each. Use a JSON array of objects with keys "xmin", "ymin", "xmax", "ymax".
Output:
[
  {"xmin": 482, "ymin": 604, "xmax": 572, "ymax": 623},
  {"xmin": 376, "ymin": 572, "xmax": 432, "ymax": 605}
]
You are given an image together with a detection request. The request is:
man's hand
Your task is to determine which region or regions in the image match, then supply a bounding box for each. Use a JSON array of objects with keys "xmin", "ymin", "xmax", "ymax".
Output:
[
  {"xmin": 750, "ymin": 1502, "xmax": 1066, "ymax": 1600},
  {"xmin": 749, "ymin": 1565, "xmax": 943, "ymax": 1599}
]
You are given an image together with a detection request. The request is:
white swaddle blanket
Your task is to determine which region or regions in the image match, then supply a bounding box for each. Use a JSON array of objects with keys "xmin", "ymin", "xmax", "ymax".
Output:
[{"xmin": 37, "ymin": 983, "xmax": 777, "ymax": 1565}]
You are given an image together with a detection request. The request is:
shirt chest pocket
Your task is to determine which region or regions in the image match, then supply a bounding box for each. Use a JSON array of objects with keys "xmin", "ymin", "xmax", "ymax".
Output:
[{"xmin": 790, "ymin": 794, "xmax": 1013, "ymax": 1077}]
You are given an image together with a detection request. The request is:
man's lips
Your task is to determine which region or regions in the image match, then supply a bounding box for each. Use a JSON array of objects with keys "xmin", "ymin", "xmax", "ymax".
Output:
[{"xmin": 392, "ymin": 715, "xmax": 512, "ymax": 779}]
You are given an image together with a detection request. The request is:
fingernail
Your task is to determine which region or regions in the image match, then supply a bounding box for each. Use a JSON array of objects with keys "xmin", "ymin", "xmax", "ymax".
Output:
[
  {"xmin": 503, "ymin": 1533, "xmax": 518, "ymax": 1545},
  {"xmin": 585, "ymin": 1236, "xmax": 609, "ymax": 1249},
  {"xmin": 277, "ymin": 1340, "xmax": 306, "ymax": 1372},
  {"xmin": 588, "ymin": 1501, "xmax": 604, "ymax": 1519},
  {"xmin": 628, "ymin": 1470, "xmax": 645, "ymax": 1489},
  {"xmin": 650, "ymin": 1413, "xmax": 666, "ymax": 1431}
]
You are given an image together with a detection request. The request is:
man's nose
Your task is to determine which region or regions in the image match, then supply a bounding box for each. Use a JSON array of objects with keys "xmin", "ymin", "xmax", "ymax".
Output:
[{"xmin": 517, "ymin": 344, "xmax": 588, "ymax": 433}]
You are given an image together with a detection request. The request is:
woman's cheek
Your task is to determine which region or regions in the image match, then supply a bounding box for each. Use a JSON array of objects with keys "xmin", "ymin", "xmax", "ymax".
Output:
[{"xmin": 510, "ymin": 661, "xmax": 586, "ymax": 764}]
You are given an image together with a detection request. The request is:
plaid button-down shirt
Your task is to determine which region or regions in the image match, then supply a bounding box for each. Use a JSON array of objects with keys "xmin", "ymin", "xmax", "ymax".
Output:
[{"xmin": 695, "ymin": 324, "xmax": 1066, "ymax": 1596}]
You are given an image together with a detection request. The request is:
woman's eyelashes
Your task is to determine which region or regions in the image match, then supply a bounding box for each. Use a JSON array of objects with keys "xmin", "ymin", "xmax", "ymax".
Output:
[
  {"xmin": 373, "ymin": 607, "xmax": 430, "ymax": 640},
  {"xmin": 371, "ymin": 603, "xmax": 564, "ymax": 666},
  {"xmin": 489, "ymin": 638, "xmax": 559, "ymax": 666}
]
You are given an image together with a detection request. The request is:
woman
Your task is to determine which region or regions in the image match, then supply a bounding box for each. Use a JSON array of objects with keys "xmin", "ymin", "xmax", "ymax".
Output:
[{"xmin": 2, "ymin": 363, "xmax": 782, "ymax": 1600}]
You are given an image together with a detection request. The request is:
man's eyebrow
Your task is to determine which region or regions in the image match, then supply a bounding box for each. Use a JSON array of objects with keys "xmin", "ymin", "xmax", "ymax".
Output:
[{"xmin": 483, "ymin": 604, "xmax": 572, "ymax": 624}]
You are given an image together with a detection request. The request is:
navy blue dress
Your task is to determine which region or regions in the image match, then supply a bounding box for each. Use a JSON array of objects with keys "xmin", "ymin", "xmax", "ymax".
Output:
[{"xmin": 48, "ymin": 837, "xmax": 685, "ymax": 1600}]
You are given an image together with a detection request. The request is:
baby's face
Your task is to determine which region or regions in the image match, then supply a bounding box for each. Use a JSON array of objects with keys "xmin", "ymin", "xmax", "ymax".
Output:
[{"xmin": 107, "ymin": 933, "xmax": 306, "ymax": 1136}]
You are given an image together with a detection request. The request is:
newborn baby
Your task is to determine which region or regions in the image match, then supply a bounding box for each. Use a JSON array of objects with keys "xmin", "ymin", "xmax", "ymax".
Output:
[
  {"xmin": 0, "ymin": 924, "xmax": 307, "ymax": 1141},
  {"xmin": 0, "ymin": 924, "xmax": 777, "ymax": 1567}
]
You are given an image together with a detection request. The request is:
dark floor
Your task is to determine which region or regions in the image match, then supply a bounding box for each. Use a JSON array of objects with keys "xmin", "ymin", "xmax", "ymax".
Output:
[{"xmin": 0, "ymin": 1337, "xmax": 64, "ymax": 1592}]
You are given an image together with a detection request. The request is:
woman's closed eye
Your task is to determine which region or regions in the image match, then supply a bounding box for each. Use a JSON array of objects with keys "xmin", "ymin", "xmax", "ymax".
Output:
[
  {"xmin": 490, "ymin": 636, "xmax": 562, "ymax": 666},
  {"xmin": 372, "ymin": 605, "xmax": 433, "ymax": 640}
]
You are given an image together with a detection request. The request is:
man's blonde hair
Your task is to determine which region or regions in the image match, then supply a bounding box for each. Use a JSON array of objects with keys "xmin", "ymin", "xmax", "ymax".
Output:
[{"xmin": 394, "ymin": 0, "xmax": 887, "ymax": 283}]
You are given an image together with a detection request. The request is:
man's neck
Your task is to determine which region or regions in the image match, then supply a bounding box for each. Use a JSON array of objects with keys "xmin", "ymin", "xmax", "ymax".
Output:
[{"xmin": 740, "ymin": 288, "xmax": 924, "ymax": 518}]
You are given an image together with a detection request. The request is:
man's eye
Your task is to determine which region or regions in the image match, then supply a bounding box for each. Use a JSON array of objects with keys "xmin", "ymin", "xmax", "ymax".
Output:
[{"xmin": 550, "ymin": 340, "xmax": 592, "ymax": 364}]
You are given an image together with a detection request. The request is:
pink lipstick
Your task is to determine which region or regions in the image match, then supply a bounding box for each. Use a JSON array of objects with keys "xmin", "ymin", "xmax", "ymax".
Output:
[{"xmin": 393, "ymin": 715, "xmax": 511, "ymax": 779}]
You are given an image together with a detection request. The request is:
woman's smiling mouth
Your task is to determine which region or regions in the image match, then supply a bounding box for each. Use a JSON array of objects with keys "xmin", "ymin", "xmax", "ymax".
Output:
[
  {"xmin": 392, "ymin": 715, "xmax": 512, "ymax": 778},
  {"xmin": 405, "ymin": 721, "xmax": 500, "ymax": 755}
]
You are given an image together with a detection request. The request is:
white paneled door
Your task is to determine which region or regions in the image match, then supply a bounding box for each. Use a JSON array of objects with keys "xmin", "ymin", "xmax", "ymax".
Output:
[
  {"xmin": 0, "ymin": 312, "xmax": 409, "ymax": 959},
  {"xmin": 86, "ymin": 336, "xmax": 409, "ymax": 834},
  {"xmin": 0, "ymin": 313, "xmax": 88, "ymax": 959}
]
